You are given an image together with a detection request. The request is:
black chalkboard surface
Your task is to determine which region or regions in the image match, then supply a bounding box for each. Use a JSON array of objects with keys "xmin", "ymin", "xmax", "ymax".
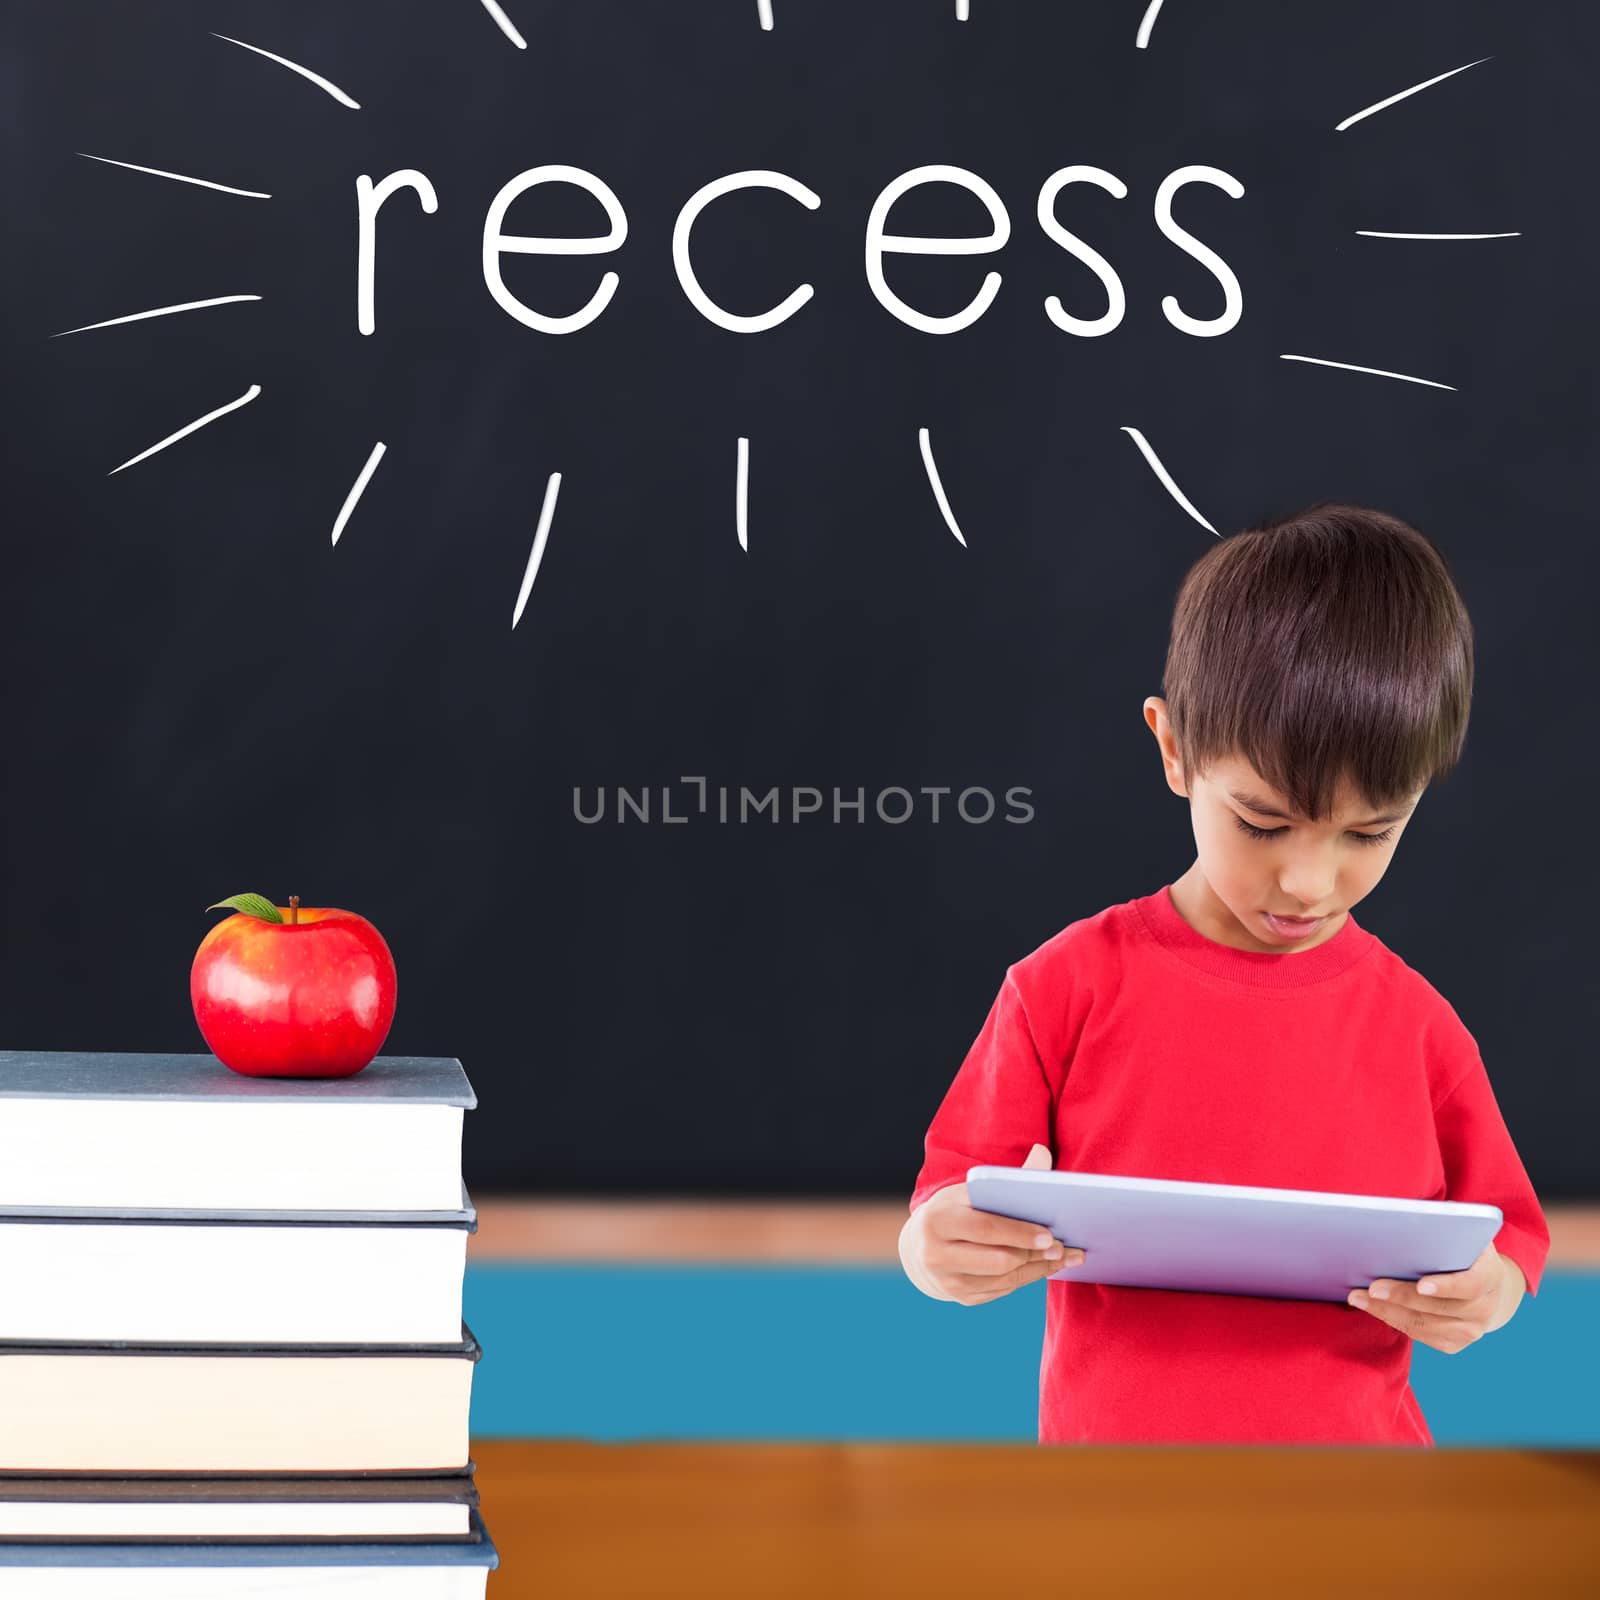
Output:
[{"xmin": 3, "ymin": 2, "xmax": 1594, "ymax": 1197}]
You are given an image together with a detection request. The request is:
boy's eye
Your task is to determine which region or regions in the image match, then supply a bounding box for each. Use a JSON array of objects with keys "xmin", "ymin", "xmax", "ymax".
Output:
[{"xmin": 1233, "ymin": 816, "xmax": 1396, "ymax": 847}]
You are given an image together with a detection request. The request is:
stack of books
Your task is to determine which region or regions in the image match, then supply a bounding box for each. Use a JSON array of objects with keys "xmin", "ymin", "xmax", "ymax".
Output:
[{"xmin": 0, "ymin": 1050, "xmax": 498, "ymax": 1597}]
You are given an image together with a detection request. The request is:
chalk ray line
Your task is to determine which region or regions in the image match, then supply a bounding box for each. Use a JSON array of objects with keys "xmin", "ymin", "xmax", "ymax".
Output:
[
  {"xmin": 52, "ymin": 295, "xmax": 261, "ymax": 338},
  {"xmin": 1356, "ymin": 230, "xmax": 1520, "ymax": 240},
  {"xmin": 331, "ymin": 442, "xmax": 387, "ymax": 547},
  {"xmin": 757, "ymin": 0, "xmax": 774, "ymax": 30},
  {"xmin": 918, "ymin": 429, "xmax": 968, "ymax": 548},
  {"xmin": 477, "ymin": 0, "xmax": 528, "ymax": 49},
  {"xmin": 1120, "ymin": 427, "xmax": 1217, "ymax": 536},
  {"xmin": 76, "ymin": 153, "xmax": 270, "ymax": 199},
  {"xmin": 1335, "ymin": 56, "xmax": 1490, "ymax": 132},
  {"xmin": 1279, "ymin": 354, "xmax": 1456, "ymax": 391},
  {"xmin": 1136, "ymin": 0, "xmax": 1165, "ymax": 49},
  {"xmin": 513, "ymin": 473, "xmax": 563, "ymax": 629},
  {"xmin": 210, "ymin": 33, "xmax": 361, "ymax": 109},
  {"xmin": 108, "ymin": 384, "xmax": 261, "ymax": 476},
  {"xmin": 736, "ymin": 437, "xmax": 750, "ymax": 552}
]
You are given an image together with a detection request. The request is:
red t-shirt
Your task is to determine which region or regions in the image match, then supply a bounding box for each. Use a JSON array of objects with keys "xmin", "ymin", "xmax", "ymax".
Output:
[{"xmin": 908, "ymin": 884, "xmax": 1550, "ymax": 1447}]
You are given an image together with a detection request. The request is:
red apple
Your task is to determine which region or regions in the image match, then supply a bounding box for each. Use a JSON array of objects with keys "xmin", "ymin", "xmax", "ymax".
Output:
[{"xmin": 191, "ymin": 893, "xmax": 398, "ymax": 1077}]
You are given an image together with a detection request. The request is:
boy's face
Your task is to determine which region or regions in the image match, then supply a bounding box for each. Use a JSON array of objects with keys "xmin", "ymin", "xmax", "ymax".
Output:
[{"xmin": 1144, "ymin": 697, "xmax": 1424, "ymax": 954}]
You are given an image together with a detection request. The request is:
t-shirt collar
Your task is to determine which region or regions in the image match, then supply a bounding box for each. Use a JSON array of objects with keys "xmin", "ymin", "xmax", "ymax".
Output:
[{"xmin": 1134, "ymin": 882, "xmax": 1376, "ymax": 988}]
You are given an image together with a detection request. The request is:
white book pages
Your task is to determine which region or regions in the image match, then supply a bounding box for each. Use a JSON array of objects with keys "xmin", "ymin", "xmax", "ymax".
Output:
[
  {"xmin": 0, "ymin": 1102, "xmax": 463, "ymax": 1211},
  {"xmin": 0, "ymin": 1352, "xmax": 473, "ymax": 1473},
  {"xmin": 0, "ymin": 1223, "xmax": 467, "ymax": 1343},
  {"xmin": 0, "ymin": 1501, "xmax": 472, "ymax": 1537},
  {"xmin": 0, "ymin": 1569, "xmax": 488, "ymax": 1600}
]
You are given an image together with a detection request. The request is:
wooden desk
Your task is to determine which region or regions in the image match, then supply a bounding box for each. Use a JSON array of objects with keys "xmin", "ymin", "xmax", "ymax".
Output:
[{"xmin": 472, "ymin": 1440, "xmax": 1600, "ymax": 1598}]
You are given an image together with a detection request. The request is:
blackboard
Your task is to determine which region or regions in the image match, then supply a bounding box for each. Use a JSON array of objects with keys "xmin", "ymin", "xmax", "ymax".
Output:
[{"xmin": 4, "ymin": 1, "xmax": 1594, "ymax": 1197}]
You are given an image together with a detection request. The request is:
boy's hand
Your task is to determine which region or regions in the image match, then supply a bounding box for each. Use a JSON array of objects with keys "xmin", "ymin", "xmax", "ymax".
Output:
[
  {"xmin": 900, "ymin": 1142, "xmax": 1086, "ymax": 1306},
  {"xmin": 1346, "ymin": 1242, "xmax": 1510, "ymax": 1353}
]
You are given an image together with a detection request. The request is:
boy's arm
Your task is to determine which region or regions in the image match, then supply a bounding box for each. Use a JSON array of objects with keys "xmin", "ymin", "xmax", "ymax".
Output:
[
  {"xmin": 909, "ymin": 965, "xmax": 1063, "ymax": 1215},
  {"xmin": 1355, "ymin": 1021, "xmax": 1548, "ymax": 1348},
  {"xmin": 1432, "ymin": 1036, "xmax": 1550, "ymax": 1311}
]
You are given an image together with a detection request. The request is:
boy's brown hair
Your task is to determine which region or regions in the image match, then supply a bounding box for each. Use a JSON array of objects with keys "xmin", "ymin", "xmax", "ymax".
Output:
[{"xmin": 1159, "ymin": 502, "xmax": 1474, "ymax": 823}]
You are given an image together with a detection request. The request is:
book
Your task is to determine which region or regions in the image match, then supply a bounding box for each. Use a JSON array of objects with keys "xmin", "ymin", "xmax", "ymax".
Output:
[
  {"xmin": 0, "ymin": 1325, "xmax": 481, "ymax": 1475},
  {"xmin": 0, "ymin": 1053, "xmax": 475, "ymax": 1211},
  {"xmin": 0, "ymin": 1506, "xmax": 498, "ymax": 1599},
  {"xmin": 0, "ymin": 1474, "xmax": 480, "ymax": 1539},
  {"xmin": 0, "ymin": 1185, "xmax": 477, "ymax": 1344}
]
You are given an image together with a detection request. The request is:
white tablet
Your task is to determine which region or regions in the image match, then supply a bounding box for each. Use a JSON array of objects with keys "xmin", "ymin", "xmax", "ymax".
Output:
[{"xmin": 964, "ymin": 1166, "xmax": 1503, "ymax": 1304}]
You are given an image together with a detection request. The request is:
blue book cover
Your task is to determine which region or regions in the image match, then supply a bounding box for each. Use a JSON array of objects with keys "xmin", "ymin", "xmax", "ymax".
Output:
[
  {"xmin": 0, "ymin": 1053, "xmax": 477, "ymax": 1108},
  {"xmin": 0, "ymin": 1320, "xmax": 481, "ymax": 1360},
  {"xmin": 0, "ymin": 1474, "xmax": 482, "ymax": 1543},
  {"xmin": 0, "ymin": 1475, "xmax": 480, "ymax": 1507},
  {"xmin": 0, "ymin": 1506, "xmax": 500, "ymax": 1566}
]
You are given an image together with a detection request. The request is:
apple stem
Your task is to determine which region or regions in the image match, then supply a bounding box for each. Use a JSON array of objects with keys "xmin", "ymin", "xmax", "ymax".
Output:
[{"xmin": 289, "ymin": 895, "xmax": 300, "ymax": 925}]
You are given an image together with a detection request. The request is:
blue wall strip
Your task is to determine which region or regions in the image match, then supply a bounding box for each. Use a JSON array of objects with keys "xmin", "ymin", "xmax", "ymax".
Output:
[{"xmin": 465, "ymin": 1264, "xmax": 1598, "ymax": 1446}]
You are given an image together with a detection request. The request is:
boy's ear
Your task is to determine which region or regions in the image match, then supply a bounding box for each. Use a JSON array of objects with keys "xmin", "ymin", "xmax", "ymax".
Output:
[{"xmin": 1142, "ymin": 698, "xmax": 1191, "ymax": 801}]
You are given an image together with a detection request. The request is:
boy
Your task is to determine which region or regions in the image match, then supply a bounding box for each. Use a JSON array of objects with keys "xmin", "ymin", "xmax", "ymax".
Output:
[{"xmin": 899, "ymin": 502, "xmax": 1549, "ymax": 1447}]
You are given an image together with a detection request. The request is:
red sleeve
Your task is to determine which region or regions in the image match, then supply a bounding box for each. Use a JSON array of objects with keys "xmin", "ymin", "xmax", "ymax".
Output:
[
  {"xmin": 1433, "ymin": 1049, "xmax": 1551, "ymax": 1298},
  {"xmin": 908, "ymin": 967, "xmax": 1057, "ymax": 1215}
]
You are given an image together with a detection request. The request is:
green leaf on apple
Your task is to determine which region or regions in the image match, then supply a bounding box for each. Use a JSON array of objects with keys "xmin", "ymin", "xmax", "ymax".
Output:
[{"xmin": 204, "ymin": 893, "xmax": 284, "ymax": 923}]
